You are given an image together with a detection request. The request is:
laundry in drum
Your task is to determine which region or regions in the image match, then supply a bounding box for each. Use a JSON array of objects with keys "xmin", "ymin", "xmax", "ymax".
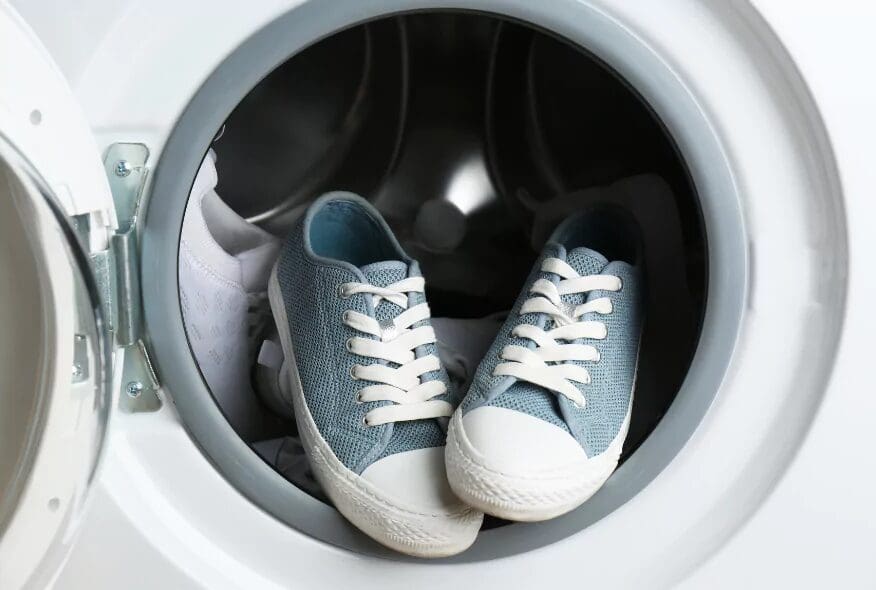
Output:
[
  {"xmin": 175, "ymin": 11, "xmax": 703, "ymax": 558},
  {"xmin": 179, "ymin": 152, "xmax": 646, "ymax": 554}
]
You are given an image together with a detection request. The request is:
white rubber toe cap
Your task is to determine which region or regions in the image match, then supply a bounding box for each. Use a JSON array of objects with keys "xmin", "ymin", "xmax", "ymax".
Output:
[
  {"xmin": 461, "ymin": 406, "xmax": 589, "ymax": 473},
  {"xmin": 446, "ymin": 406, "xmax": 625, "ymax": 521},
  {"xmin": 362, "ymin": 447, "xmax": 466, "ymax": 513},
  {"xmin": 357, "ymin": 446, "xmax": 483, "ymax": 557}
]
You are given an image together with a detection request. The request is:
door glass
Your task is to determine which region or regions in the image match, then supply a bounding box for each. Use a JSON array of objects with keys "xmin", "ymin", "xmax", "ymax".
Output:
[{"xmin": 0, "ymin": 139, "xmax": 111, "ymax": 587}]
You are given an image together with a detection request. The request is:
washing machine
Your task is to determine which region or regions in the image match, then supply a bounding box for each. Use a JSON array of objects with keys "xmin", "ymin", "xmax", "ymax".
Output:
[{"xmin": 1, "ymin": 0, "xmax": 874, "ymax": 587}]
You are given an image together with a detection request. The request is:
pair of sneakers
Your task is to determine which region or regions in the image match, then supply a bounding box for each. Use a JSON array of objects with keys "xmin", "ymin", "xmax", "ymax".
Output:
[{"xmin": 268, "ymin": 193, "xmax": 644, "ymax": 557}]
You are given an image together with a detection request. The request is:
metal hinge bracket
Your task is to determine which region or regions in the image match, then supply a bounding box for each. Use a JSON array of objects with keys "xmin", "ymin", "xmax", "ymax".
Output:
[{"xmin": 95, "ymin": 142, "xmax": 161, "ymax": 412}]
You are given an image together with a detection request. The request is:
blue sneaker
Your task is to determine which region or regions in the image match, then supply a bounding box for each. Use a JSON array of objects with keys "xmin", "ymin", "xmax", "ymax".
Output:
[
  {"xmin": 445, "ymin": 207, "xmax": 644, "ymax": 521},
  {"xmin": 268, "ymin": 192, "xmax": 482, "ymax": 557}
]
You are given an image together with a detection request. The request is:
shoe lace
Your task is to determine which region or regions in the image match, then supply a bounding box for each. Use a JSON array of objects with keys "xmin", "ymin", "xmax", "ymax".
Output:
[
  {"xmin": 493, "ymin": 257, "xmax": 622, "ymax": 408},
  {"xmin": 339, "ymin": 277, "xmax": 453, "ymax": 426}
]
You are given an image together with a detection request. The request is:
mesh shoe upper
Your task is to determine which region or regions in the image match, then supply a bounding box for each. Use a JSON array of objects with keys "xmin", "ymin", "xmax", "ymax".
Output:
[
  {"xmin": 461, "ymin": 220, "xmax": 644, "ymax": 458},
  {"xmin": 274, "ymin": 193, "xmax": 452, "ymax": 474}
]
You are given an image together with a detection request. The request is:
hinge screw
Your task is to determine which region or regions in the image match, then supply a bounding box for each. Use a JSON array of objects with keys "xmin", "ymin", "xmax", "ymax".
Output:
[
  {"xmin": 115, "ymin": 160, "xmax": 133, "ymax": 177},
  {"xmin": 125, "ymin": 381, "xmax": 143, "ymax": 397},
  {"xmin": 72, "ymin": 364, "xmax": 83, "ymax": 379}
]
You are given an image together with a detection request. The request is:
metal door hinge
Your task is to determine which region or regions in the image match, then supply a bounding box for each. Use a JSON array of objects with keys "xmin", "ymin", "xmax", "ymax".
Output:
[
  {"xmin": 104, "ymin": 142, "xmax": 149, "ymax": 347},
  {"xmin": 79, "ymin": 142, "xmax": 162, "ymax": 412}
]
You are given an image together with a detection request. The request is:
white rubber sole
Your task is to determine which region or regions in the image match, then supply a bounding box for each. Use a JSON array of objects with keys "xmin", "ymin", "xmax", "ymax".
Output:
[
  {"xmin": 267, "ymin": 268, "xmax": 482, "ymax": 557},
  {"xmin": 445, "ymin": 400, "xmax": 633, "ymax": 522}
]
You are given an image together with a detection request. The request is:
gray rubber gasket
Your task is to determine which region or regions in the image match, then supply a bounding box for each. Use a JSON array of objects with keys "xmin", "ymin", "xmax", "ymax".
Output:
[{"xmin": 141, "ymin": 0, "xmax": 745, "ymax": 562}]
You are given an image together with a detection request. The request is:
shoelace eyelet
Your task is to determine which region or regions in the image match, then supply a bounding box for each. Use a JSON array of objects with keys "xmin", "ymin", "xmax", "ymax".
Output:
[
  {"xmin": 337, "ymin": 276, "xmax": 451, "ymax": 426},
  {"xmin": 494, "ymin": 258, "xmax": 623, "ymax": 407}
]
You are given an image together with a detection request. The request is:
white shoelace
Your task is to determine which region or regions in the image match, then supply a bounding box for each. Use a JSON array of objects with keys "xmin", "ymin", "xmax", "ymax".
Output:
[
  {"xmin": 340, "ymin": 276, "xmax": 453, "ymax": 426},
  {"xmin": 493, "ymin": 257, "xmax": 622, "ymax": 408}
]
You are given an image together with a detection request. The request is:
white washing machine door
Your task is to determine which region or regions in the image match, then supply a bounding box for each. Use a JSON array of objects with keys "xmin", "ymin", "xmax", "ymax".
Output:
[{"xmin": 0, "ymin": 5, "xmax": 116, "ymax": 588}]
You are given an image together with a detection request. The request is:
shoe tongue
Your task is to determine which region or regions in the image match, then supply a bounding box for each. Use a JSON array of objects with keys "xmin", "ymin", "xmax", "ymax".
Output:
[
  {"xmin": 359, "ymin": 260, "xmax": 411, "ymax": 322},
  {"xmin": 556, "ymin": 247, "xmax": 609, "ymax": 314},
  {"xmin": 565, "ymin": 246, "xmax": 608, "ymax": 276},
  {"xmin": 359, "ymin": 260, "xmax": 409, "ymax": 287}
]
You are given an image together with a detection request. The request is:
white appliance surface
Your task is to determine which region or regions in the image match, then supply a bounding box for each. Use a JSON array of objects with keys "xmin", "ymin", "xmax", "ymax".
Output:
[{"xmin": 3, "ymin": 1, "xmax": 874, "ymax": 587}]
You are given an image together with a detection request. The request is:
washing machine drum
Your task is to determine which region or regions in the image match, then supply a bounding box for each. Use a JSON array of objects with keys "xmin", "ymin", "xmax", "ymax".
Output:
[{"xmin": 153, "ymin": 10, "xmax": 709, "ymax": 557}]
